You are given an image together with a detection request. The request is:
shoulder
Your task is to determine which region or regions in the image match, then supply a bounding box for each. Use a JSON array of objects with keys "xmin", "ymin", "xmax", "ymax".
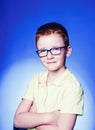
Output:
[
  {"xmin": 63, "ymin": 68, "xmax": 83, "ymax": 93},
  {"xmin": 30, "ymin": 70, "xmax": 48, "ymax": 83},
  {"xmin": 64, "ymin": 69, "xmax": 80, "ymax": 85}
]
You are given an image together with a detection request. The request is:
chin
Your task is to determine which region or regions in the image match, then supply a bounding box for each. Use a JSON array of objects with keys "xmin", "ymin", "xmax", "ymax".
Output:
[
  {"xmin": 47, "ymin": 67, "xmax": 59, "ymax": 72},
  {"xmin": 45, "ymin": 64, "xmax": 61, "ymax": 71}
]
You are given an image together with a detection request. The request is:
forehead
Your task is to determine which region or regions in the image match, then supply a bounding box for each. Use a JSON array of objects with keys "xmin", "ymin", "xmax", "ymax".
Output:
[{"xmin": 37, "ymin": 33, "xmax": 65, "ymax": 49}]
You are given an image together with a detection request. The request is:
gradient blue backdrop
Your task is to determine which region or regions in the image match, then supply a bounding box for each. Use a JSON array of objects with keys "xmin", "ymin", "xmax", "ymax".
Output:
[{"xmin": 0, "ymin": 0, "xmax": 95, "ymax": 130}]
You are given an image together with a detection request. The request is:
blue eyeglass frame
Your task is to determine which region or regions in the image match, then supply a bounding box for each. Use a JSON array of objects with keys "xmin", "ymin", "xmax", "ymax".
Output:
[{"xmin": 36, "ymin": 45, "xmax": 67, "ymax": 57}]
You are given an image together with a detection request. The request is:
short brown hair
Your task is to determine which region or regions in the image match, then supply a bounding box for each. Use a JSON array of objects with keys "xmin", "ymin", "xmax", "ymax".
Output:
[{"xmin": 36, "ymin": 22, "xmax": 69, "ymax": 47}]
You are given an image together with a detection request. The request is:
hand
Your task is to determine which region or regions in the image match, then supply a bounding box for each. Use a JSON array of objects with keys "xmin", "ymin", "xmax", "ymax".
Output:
[
  {"xmin": 29, "ymin": 101, "xmax": 37, "ymax": 112},
  {"xmin": 36, "ymin": 110, "xmax": 60, "ymax": 130},
  {"xmin": 48, "ymin": 110, "xmax": 60, "ymax": 126}
]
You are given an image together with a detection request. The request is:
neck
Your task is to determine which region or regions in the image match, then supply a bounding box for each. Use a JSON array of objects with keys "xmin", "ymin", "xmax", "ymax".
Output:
[{"xmin": 47, "ymin": 66, "xmax": 66, "ymax": 83}]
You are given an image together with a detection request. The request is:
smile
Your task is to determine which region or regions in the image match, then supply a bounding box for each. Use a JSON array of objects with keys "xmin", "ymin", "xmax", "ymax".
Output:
[{"xmin": 47, "ymin": 61, "xmax": 56, "ymax": 64}]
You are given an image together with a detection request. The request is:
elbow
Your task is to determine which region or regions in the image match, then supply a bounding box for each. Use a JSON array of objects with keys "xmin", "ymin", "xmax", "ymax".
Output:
[
  {"xmin": 14, "ymin": 115, "xmax": 21, "ymax": 128},
  {"xmin": 14, "ymin": 113, "xmax": 27, "ymax": 128}
]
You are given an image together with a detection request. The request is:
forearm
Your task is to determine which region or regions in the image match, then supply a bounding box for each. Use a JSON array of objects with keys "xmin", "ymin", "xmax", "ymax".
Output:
[
  {"xmin": 14, "ymin": 112, "xmax": 56, "ymax": 129},
  {"xmin": 37, "ymin": 124, "xmax": 58, "ymax": 130}
]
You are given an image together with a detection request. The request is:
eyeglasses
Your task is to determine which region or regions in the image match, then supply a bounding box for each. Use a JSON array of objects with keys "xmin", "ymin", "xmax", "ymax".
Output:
[{"xmin": 36, "ymin": 45, "xmax": 67, "ymax": 57}]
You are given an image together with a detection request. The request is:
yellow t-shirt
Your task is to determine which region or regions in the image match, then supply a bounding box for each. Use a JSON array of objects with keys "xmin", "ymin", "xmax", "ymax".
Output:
[{"xmin": 24, "ymin": 68, "xmax": 84, "ymax": 130}]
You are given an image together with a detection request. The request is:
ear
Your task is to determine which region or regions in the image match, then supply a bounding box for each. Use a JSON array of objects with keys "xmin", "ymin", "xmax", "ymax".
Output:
[{"xmin": 66, "ymin": 45, "xmax": 72, "ymax": 57}]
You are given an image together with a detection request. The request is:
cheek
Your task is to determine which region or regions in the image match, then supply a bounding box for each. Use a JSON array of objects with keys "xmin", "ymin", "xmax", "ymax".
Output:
[
  {"xmin": 58, "ymin": 54, "xmax": 66, "ymax": 64},
  {"xmin": 59, "ymin": 52, "xmax": 66, "ymax": 60},
  {"xmin": 40, "ymin": 58, "xmax": 43, "ymax": 62},
  {"xmin": 40, "ymin": 58, "xmax": 46, "ymax": 64}
]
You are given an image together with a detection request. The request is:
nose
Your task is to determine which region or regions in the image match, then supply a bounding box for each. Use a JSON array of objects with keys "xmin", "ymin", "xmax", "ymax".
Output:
[{"xmin": 47, "ymin": 51, "xmax": 53, "ymax": 59}]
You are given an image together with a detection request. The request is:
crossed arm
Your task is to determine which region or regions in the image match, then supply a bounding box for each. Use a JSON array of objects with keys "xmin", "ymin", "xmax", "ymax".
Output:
[{"xmin": 14, "ymin": 99, "xmax": 77, "ymax": 130}]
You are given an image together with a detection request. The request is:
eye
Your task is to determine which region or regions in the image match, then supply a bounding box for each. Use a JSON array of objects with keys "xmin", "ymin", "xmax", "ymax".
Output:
[
  {"xmin": 52, "ymin": 47, "xmax": 60, "ymax": 50},
  {"xmin": 39, "ymin": 49, "xmax": 47, "ymax": 53}
]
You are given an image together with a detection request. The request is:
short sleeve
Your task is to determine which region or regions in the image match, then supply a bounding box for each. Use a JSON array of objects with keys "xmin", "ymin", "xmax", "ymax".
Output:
[
  {"xmin": 60, "ymin": 81, "xmax": 84, "ymax": 115},
  {"xmin": 23, "ymin": 77, "xmax": 36, "ymax": 100}
]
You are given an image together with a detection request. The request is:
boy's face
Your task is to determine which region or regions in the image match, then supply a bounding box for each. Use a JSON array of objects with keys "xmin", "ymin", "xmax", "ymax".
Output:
[{"xmin": 37, "ymin": 33, "xmax": 71, "ymax": 72}]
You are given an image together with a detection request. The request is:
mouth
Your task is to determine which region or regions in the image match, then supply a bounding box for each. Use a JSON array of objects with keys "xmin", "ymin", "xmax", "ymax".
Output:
[{"xmin": 47, "ymin": 61, "xmax": 56, "ymax": 64}]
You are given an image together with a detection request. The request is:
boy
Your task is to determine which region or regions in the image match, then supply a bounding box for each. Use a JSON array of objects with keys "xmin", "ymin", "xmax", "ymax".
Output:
[{"xmin": 14, "ymin": 22, "xmax": 84, "ymax": 130}]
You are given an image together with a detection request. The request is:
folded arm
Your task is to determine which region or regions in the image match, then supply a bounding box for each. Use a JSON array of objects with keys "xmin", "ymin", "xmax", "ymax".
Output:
[
  {"xmin": 37, "ymin": 113, "xmax": 77, "ymax": 130},
  {"xmin": 57, "ymin": 113, "xmax": 77, "ymax": 130},
  {"xmin": 14, "ymin": 99, "xmax": 59, "ymax": 129}
]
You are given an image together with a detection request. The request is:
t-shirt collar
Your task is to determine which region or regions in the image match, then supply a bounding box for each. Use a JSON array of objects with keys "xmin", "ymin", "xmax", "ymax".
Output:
[{"xmin": 39, "ymin": 68, "xmax": 70, "ymax": 87}]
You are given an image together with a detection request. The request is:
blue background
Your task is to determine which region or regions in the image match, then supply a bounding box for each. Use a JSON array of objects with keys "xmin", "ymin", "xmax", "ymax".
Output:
[{"xmin": 0, "ymin": 0, "xmax": 95, "ymax": 130}]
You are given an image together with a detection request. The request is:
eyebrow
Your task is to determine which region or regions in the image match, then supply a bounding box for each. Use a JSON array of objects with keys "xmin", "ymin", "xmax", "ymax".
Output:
[{"xmin": 38, "ymin": 46, "xmax": 64, "ymax": 50}]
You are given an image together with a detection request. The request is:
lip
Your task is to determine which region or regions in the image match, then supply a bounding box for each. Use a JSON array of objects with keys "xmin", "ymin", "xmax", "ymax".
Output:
[{"xmin": 47, "ymin": 61, "xmax": 56, "ymax": 64}]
